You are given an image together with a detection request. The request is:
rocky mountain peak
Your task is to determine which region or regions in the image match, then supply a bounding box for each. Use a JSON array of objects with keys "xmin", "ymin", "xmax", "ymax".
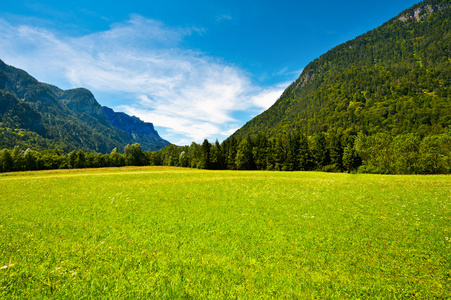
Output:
[
  {"xmin": 61, "ymin": 88, "xmax": 104, "ymax": 116},
  {"xmin": 102, "ymin": 106, "xmax": 170, "ymax": 151},
  {"xmin": 398, "ymin": 3, "xmax": 449, "ymax": 22}
]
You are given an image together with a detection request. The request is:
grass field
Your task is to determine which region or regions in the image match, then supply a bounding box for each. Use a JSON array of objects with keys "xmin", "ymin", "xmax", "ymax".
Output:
[{"xmin": 0, "ymin": 167, "xmax": 450, "ymax": 299}]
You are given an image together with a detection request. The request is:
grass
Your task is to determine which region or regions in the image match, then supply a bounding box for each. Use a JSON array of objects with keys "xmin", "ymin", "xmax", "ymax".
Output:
[{"xmin": 0, "ymin": 166, "xmax": 450, "ymax": 299}]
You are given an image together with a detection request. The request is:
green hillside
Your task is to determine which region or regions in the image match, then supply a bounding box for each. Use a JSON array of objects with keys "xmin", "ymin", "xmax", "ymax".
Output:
[
  {"xmin": 0, "ymin": 60, "xmax": 169, "ymax": 153},
  {"xmin": 233, "ymin": 0, "xmax": 451, "ymax": 139},
  {"xmin": 0, "ymin": 60, "xmax": 129, "ymax": 153},
  {"xmin": 0, "ymin": 90, "xmax": 51, "ymax": 150}
]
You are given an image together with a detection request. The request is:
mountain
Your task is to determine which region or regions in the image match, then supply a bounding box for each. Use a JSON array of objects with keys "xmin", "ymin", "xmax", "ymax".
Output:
[
  {"xmin": 0, "ymin": 90, "xmax": 47, "ymax": 149},
  {"xmin": 0, "ymin": 59, "xmax": 168, "ymax": 153},
  {"xmin": 233, "ymin": 0, "xmax": 451, "ymax": 139},
  {"xmin": 102, "ymin": 107, "xmax": 170, "ymax": 151}
]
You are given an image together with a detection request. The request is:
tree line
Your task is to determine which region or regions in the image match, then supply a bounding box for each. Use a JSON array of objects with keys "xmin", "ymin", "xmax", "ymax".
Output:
[{"xmin": 1, "ymin": 129, "xmax": 450, "ymax": 174}]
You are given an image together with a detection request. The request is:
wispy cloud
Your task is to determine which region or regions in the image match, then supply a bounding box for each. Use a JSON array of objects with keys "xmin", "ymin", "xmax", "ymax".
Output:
[
  {"xmin": 274, "ymin": 66, "xmax": 303, "ymax": 77},
  {"xmin": 215, "ymin": 14, "xmax": 233, "ymax": 22},
  {"xmin": 0, "ymin": 15, "xmax": 286, "ymax": 144},
  {"xmin": 251, "ymin": 84, "xmax": 287, "ymax": 110}
]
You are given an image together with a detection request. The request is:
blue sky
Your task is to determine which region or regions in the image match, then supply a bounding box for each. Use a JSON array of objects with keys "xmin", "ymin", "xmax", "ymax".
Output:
[{"xmin": 0, "ymin": 0, "xmax": 419, "ymax": 145}]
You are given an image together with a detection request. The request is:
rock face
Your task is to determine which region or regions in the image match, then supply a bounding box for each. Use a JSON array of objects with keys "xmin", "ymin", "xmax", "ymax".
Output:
[
  {"xmin": 398, "ymin": 4, "xmax": 449, "ymax": 22},
  {"xmin": 61, "ymin": 88, "xmax": 104, "ymax": 116},
  {"xmin": 102, "ymin": 106, "xmax": 170, "ymax": 151}
]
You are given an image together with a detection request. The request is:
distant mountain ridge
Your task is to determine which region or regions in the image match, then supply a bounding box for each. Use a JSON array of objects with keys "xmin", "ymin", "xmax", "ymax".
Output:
[
  {"xmin": 232, "ymin": 0, "xmax": 451, "ymax": 139},
  {"xmin": 0, "ymin": 59, "xmax": 169, "ymax": 153},
  {"xmin": 102, "ymin": 107, "xmax": 170, "ymax": 152}
]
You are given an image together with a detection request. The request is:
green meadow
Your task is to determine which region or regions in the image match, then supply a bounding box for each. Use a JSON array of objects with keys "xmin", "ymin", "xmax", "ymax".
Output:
[{"xmin": 0, "ymin": 167, "xmax": 450, "ymax": 299}]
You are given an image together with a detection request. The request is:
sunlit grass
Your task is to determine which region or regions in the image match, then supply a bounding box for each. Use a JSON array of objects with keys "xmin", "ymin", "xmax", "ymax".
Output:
[{"xmin": 1, "ymin": 167, "xmax": 450, "ymax": 298}]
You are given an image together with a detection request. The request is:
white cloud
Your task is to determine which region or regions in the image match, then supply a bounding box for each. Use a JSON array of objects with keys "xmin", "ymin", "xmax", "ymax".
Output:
[
  {"xmin": 0, "ymin": 15, "xmax": 286, "ymax": 144},
  {"xmin": 274, "ymin": 67, "xmax": 288, "ymax": 76},
  {"xmin": 250, "ymin": 84, "xmax": 287, "ymax": 110},
  {"xmin": 216, "ymin": 15, "xmax": 233, "ymax": 22}
]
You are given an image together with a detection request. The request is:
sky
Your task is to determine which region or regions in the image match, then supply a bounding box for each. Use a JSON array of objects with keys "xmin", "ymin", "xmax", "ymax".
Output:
[{"xmin": 0, "ymin": 0, "xmax": 420, "ymax": 145}]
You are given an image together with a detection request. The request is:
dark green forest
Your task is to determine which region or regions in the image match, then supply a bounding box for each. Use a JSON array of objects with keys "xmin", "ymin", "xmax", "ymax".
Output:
[
  {"xmin": 2, "ymin": 128, "xmax": 450, "ymax": 174},
  {"xmin": 233, "ymin": 0, "xmax": 451, "ymax": 139}
]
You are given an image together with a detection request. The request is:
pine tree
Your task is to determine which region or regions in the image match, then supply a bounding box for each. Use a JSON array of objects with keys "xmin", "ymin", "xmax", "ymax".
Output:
[
  {"xmin": 284, "ymin": 132, "xmax": 300, "ymax": 171},
  {"xmin": 210, "ymin": 140, "xmax": 224, "ymax": 170},
  {"xmin": 298, "ymin": 132, "xmax": 312, "ymax": 171},
  {"xmin": 312, "ymin": 133, "xmax": 329, "ymax": 169},
  {"xmin": 252, "ymin": 132, "xmax": 269, "ymax": 170},
  {"xmin": 199, "ymin": 139, "xmax": 211, "ymax": 169},
  {"xmin": 226, "ymin": 137, "xmax": 238, "ymax": 170},
  {"xmin": 236, "ymin": 137, "xmax": 254, "ymax": 170},
  {"xmin": 273, "ymin": 134, "xmax": 287, "ymax": 171},
  {"xmin": 329, "ymin": 132, "xmax": 343, "ymax": 171}
]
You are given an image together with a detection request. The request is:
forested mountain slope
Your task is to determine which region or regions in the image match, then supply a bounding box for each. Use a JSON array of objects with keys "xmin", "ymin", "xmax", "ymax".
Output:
[
  {"xmin": 0, "ymin": 60, "xmax": 169, "ymax": 152},
  {"xmin": 233, "ymin": 0, "xmax": 451, "ymax": 139},
  {"xmin": 0, "ymin": 59, "xmax": 129, "ymax": 153}
]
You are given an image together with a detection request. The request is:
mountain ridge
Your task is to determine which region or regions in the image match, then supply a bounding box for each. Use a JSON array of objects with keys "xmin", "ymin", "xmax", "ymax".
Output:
[
  {"xmin": 232, "ymin": 0, "xmax": 451, "ymax": 139},
  {"xmin": 0, "ymin": 59, "xmax": 169, "ymax": 153},
  {"xmin": 102, "ymin": 106, "xmax": 170, "ymax": 152}
]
